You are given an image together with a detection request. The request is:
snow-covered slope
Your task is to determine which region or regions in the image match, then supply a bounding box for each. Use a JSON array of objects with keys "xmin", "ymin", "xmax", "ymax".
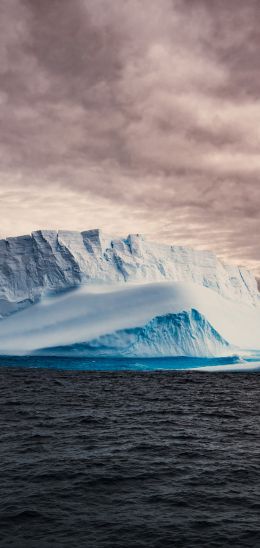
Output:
[
  {"xmin": 0, "ymin": 229, "xmax": 258, "ymax": 319},
  {"xmin": 0, "ymin": 281, "xmax": 259, "ymax": 357}
]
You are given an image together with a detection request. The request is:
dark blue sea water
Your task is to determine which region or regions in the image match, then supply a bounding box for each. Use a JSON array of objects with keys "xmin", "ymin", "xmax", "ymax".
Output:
[{"xmin": 0, "ymin": 360, "xmax": 259, "ymax": 547}]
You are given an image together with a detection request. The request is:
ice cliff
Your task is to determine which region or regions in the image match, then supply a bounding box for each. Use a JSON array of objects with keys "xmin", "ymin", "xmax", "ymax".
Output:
[{"xmin": 0, "ymin": 228, "xmax": 258, "ymax": 317}]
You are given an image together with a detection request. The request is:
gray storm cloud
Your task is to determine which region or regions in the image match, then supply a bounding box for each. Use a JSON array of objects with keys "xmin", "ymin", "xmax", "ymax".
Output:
[{"xmin": 0, "ymin": 0, "xmax": 259, "ymax": 273}]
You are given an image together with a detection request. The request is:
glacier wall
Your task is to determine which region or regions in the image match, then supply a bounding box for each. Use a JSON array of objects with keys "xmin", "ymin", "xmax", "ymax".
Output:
[{"xmin": 0, "ymin": 228, "xmax": 258, "ymax": 317}]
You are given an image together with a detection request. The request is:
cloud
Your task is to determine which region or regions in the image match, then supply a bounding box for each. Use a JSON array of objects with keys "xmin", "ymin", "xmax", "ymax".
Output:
[{"xmin": 0, "ymin": 0, "xmax": 259, "ymax": 274}]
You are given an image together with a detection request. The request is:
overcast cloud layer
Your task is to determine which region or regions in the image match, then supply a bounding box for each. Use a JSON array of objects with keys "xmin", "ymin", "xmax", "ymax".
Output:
[{"xmin": 0, "ymin": 0, "xmax": 259, "ymax": 274}]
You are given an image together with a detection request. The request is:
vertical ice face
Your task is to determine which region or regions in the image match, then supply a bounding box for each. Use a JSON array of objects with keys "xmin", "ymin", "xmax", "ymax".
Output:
[{"xmin": 0, "ymin": 229, "xmax": 258, "ymax": 317}]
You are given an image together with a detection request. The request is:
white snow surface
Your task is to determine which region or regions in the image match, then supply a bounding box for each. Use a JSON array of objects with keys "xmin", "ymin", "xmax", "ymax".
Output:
[
  {"xmin": 0, "ymin": 281, "xmax": 259, "ymax": 356},
  {"xmin": 0, "ymin": 229, "xmax": 259, "ymax": 319}
]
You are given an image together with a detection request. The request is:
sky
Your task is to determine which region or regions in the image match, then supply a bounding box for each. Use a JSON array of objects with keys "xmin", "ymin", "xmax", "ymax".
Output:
[{"xmin": 0, "ymin": 0, "xmax": 260, "ymax": 274}]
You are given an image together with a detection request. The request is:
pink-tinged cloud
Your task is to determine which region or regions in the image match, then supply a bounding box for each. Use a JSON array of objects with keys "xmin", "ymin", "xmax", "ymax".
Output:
[{"xmin": 0, "ymin": 0, "xmax": 259, "ymax": 274}]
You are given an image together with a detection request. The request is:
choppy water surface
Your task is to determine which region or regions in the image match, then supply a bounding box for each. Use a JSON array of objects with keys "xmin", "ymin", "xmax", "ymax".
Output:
[{"xmin": 0, "ymin": 365, "xmax": 259, "ymax": 547}]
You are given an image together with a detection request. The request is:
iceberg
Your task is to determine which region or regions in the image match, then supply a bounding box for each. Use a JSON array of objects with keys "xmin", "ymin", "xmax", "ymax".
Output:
[{"xmin": 0, "ymin": 229, "xmax": 259, "ymax": 357}]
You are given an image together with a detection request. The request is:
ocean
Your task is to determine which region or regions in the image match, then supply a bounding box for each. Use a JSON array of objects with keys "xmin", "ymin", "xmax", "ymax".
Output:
[{"xmin": 0, "ymin": 361, "xmax": 259, "ymax": 547}]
